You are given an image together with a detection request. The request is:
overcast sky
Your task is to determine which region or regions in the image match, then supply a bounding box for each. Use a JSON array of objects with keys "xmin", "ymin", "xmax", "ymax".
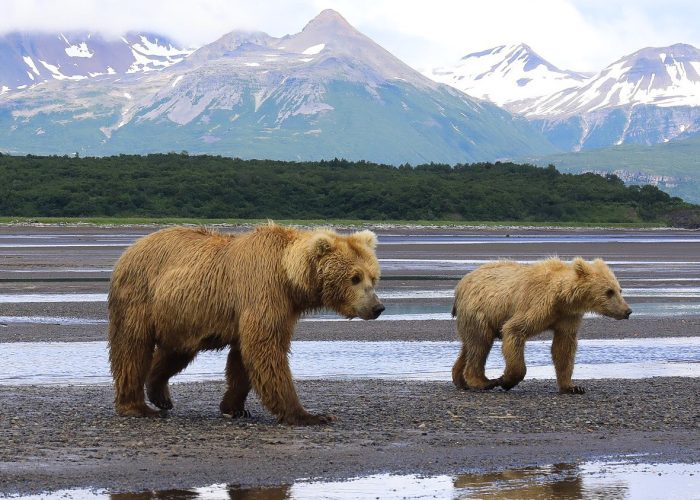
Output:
[{"xmin": 2, "ymin": 0, "xmax": 699, "ymax": 72}]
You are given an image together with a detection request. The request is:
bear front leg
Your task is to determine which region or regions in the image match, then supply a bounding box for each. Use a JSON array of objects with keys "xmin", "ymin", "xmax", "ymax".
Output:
[
  {"xmin": 220, "ymin": 344, "xmax": 252, "ymax": 418},
  {"xmin": 552, "ymin": 323, "xmax": 585, "ymax": 394},
  {"xmin": 498, "ymin": 328, "xmax": 527, "ymax": 391},
  {"xmin": 240, "ymin": 319, "xmax": 334, "ymax": 426}
]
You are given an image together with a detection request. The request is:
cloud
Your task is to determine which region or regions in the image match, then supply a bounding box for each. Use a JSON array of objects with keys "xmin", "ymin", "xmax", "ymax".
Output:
[{"xmin": 1, "ymin": 0, "xmax": 699, "ymax": 72}]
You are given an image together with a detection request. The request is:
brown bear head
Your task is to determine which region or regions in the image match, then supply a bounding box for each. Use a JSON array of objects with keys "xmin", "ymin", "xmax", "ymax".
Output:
[
  {"xmin": 283, "ymin": 229, "xmax": 384, "ymax": 320},
  {"xmin": 571, "ymin": 257, "xmax": 632, "ymax": 320}
]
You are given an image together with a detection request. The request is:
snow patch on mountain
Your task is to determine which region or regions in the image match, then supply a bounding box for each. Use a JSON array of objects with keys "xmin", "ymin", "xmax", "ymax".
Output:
[
  {"xmin": 39, "ymin": 60, "xmax": 87, "ymax": 81},
  {"xmin": 23, "ymin": 56, "xmax": 40, "ymax": 76},
  {"xmin": 65, "ymin": 42, "xmax": 93, "ymax": 58},
  {"xmin": 302, "ymin": 43, "xmax": 325, "ymax": 55}
]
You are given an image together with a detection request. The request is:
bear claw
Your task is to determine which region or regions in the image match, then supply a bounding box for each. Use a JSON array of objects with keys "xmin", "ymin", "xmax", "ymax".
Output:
[
  {"xmin": 222, "ymin": 409, "xmax": 252, "ymax": 419},
  {"xmin": 146, "ymin": 388, "xmax": 173, "ymax": 410},
  {"xmin": 559, "ymin": 385, "xmax": 586, "ymax": 394}
]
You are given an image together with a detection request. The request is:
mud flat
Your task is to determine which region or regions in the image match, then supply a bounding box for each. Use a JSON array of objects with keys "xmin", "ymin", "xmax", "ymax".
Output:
[{"xmin": 0, "ymin": 378, "xmax": 699, "ymax": 495}]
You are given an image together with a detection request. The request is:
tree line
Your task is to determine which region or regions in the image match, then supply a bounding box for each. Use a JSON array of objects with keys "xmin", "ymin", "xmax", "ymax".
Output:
[{"xmin": 0, "ymin": 153, "xmax": 695, "ymax": 225}]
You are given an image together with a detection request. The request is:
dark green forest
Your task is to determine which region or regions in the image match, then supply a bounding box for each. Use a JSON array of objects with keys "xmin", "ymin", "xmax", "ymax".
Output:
[{"xmin": 0, "ymin": 153, "xmax": 696, "ymax": 225}]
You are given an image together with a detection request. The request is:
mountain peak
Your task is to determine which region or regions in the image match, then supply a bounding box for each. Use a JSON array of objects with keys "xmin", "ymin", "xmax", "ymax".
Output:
[
  {"xmin": 298, "ymin": 9, "xmax": 359, "ymax": 39},
  {"xmin": 304, "ymin": 9, "xmax": 351, "ymax": 28},
  {"xmin": 429, "ymin": 42, "xmax": 589, "ymax": 108}
]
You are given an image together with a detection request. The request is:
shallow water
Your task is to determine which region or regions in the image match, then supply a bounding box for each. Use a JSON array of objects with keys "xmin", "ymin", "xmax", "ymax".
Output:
[
  {"xmin": 12, "ymin": 460, "xmax": 700, "ymax": 499},
  {"xmin": 1, "ymin": 338, "xmax": 697, "ymax": 386},
  {"xmin": 379, "ymin": 258, "xmax": 700, "ymax": 274}
]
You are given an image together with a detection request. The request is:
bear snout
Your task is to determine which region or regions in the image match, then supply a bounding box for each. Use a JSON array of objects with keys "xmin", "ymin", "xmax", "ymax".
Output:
[
  {"xmin": 371, "ymin": 303, "xmax": 385, "ymax": 319},
  {"xmin": 623, "ymin": 308, "xmax": 632, "ymax": 319}
]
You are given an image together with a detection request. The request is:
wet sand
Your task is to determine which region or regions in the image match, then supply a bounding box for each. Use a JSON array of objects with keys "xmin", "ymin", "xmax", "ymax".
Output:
[
  {"xmin": 1, "ymin": 378, "xmax": 699, "ymax": 495},
  {"xmin": 1, "ymin": 224, "xmax": 699, "ymax": 495}
]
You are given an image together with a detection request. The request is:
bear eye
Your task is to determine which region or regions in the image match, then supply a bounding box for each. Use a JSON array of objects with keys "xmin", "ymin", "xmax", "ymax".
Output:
[
  {"xmin": 351, "ymin": 273, "xmax": 362, "ymax": 285},
  {"xmin": 606, "ymin": 288, "xmax": 615, "ymax": 298}
]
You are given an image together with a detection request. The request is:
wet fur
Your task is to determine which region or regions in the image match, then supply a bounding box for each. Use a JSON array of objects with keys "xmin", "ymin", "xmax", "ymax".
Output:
[{"xmin": 108, "ymin": 223, "xmax": 381, "ymax": 424}]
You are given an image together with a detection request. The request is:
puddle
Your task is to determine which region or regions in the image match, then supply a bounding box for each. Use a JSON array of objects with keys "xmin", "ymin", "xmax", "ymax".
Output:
[
  {"xmin": 0, "ymin": 293, "xmax": 107, "ymax": 303},
  {"xmin": 12, "ymin": 460, "xmax": 700, "ymax": 499},
  {"xmin": 1, "ymin": 338, "xmax": 697, "ymax": 386}
]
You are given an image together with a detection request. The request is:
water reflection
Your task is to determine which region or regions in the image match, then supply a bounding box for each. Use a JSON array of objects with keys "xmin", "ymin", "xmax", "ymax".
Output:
[{"xmin": 20, "ymin": 461, "xmax": 697, "ymax": 499}]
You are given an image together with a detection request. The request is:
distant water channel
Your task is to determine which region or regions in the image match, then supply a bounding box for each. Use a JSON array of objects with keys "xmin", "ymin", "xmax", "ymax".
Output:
[{"xmin": 1, "ymin": 338, "xmax": 698, "ymax": 386}]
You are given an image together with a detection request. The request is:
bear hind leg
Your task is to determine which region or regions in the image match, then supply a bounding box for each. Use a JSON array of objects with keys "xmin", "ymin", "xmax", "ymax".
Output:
[
  {"xmin": 146, "ymin": 347, "xmax": 195, "ymax": 410},
  {"xmin": 461, "ymin": 336, "xmax": 499, "ymax": 390},
  {"xmin": 455, "ymin": 315, "xmax": 498, "ymax": 390},
  {"xmin": 452, "ymin": 347, "xmax": 468, "ymax": 389},
  {"xmin": 220, "ymin": 343, "xmax": 252, "ymax": 418},
  {"xmin": 108, "ymin": 319, "xmax": 159, "ymax": 417}
]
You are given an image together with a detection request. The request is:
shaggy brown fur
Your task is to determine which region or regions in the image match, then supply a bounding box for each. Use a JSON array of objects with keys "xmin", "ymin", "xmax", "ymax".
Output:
[
  {"xmin": 108, "ymin": 223, "xmax": 384, "ymax": 425},
  {"xmin": 452, "ymin": 257, "xmax": 631, "ymax": 394}
]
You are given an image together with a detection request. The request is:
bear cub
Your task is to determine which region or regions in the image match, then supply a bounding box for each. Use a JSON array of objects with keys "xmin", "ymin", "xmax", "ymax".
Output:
[{"xmin": 452, "ymin": 257, "xmax": 631, "ymax": 394}]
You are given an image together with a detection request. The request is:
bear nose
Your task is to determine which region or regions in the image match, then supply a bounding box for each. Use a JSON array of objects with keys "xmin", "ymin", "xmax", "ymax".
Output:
[
  {"xmin": 624, "ymin": 308, "xmax": 632, "ymax": 319},
  {"xmin": 371, "ymin": 303, "xmax": 385, "ymax": 319}
]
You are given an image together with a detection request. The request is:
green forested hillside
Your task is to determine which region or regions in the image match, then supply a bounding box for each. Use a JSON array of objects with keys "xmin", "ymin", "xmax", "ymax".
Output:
[
  {"xmin": 0, "ymin": 153, "xmax": 695, "ymax": 225},
  {"xmin": 536, "ymin": 135, "xmax": 700, "ymax": 203}
]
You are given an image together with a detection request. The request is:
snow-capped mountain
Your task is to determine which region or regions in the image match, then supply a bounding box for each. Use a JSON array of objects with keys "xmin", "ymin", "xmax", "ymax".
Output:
[
  {"xmin": 429, "ymin": 42, "xmax": 700, "ymax": 151},
  {"xmin": 0, "ymin": 32, "xmax": 192, "ymax": 92},
  {"xmin": 427, "ymin": 44, "xmax": 590, "ymax": 111},
  {"xmin": 525, "ymin": 43, "xmax": 700, "ymax": 117},
  {"xmin": 525, "ymin": 44, "xmax": 700, "ymax": 150},
  {"xmin": 0, "ymin": 10, "xmax": 554, "ymax": 164}
]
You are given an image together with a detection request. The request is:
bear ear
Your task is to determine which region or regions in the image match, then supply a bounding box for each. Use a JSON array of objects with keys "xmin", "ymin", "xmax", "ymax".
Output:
[
  {"xmin": 310, "ymin": 232, "xmax": 334, "ymax": 258},
  {"xmin": 592, "ymin": 258, "xmax": 606, "ymax": 269},
  {"xmin": 352, "ymin": 230, "xmax": 378, "ymax": 249},
  {"xmin": 572, "ymin": 257, "xmax": 590, "ymax": 277}
]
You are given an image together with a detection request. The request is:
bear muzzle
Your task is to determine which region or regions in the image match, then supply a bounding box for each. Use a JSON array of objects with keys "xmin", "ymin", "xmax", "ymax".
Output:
[
  {"xmin": 371, "ymin": 303, "xmax": 385, "ymax": 319},
  {"xmin": 355, "ymin": 294, "xmax": 384, "ymax": 320},
  {"xmin": 612, "ymin": 307, "xmax": 632, "ymax": 320}
]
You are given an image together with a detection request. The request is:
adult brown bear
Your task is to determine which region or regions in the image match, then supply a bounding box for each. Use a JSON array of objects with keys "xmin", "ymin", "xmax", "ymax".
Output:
[
  {"xmin": 108, "ymin": 224, "xmax": 384, "ymax": 425},
  {"xmin": 452, "ymin": 257, "xmax": 631, "ymax": 394}
]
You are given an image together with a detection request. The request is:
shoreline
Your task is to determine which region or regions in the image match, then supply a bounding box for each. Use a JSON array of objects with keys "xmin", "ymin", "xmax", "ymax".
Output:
[{"xmin": 1, "ymin": 378, "xmax": 698, "ymax": 495}]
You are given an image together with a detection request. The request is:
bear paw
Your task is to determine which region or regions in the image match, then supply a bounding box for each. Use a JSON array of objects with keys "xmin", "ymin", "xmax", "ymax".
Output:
[
  {"xmin": 116, "ymin": 402, "xmax": 163, "ymax": 418},
  {"xmin": 559, "ymin": 385, "xmax": 586, "ymax": 394},
  {"xmin": 497, "ymin": 377, "xmax": 520, "ymax": 391},
  {"xmin": 282, "ymin": 412, "xmax": 336, "ymax": 426},
  {"xmin": 146, "ymin": 386, "xmax": 173, "ymax": 410}
]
